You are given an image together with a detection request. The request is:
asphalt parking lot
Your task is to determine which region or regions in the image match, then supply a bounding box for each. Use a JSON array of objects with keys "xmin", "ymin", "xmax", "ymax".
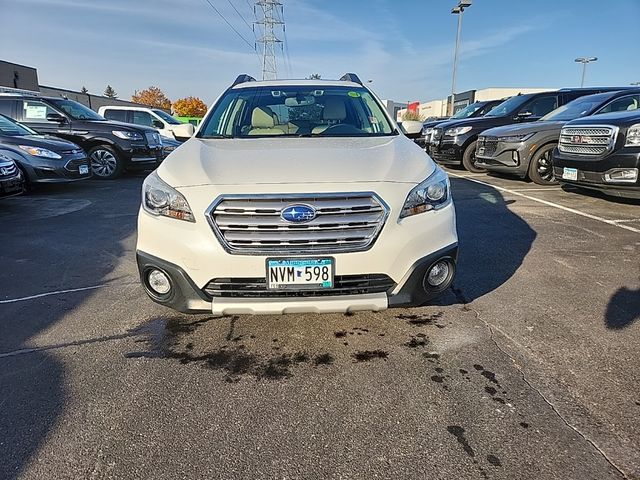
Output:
[{"xmin": 0, "ymin": 171, "xmax": 638, "ymax": 480}]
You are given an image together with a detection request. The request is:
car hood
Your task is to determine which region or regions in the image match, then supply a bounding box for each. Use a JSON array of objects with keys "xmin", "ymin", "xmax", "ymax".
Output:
[
  {"xmin": 158, "ymin": 136, "xmax": 434, "ymax": 187},
  {"xmin": 481, "ymin": 121, "xmax": 566, "ymax": 137},
  {"xmin": 0, "ymin": 134, "xmax": 80, "ymax": 151}
]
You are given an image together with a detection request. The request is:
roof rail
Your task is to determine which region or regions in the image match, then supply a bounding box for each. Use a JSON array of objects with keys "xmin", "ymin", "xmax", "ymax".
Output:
[
  {"xmin": 0, "ymin": 86, "xmax": 40, "ymax": 96},
  {"xmin": 339, "ymin": 73, "xmax": 363, "ymax": 85},
  {"xmin": 232, "ymin": 74, "xmax": 257, "ymax": 87}
]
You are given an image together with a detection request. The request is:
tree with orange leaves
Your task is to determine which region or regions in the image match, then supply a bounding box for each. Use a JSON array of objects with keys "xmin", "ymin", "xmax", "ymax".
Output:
[
  {"xmin": 131, "ymin": 86, "xmax": 171, "ymax": 110},
  {"xmin": 172, "ymin": 97, "xmax": 208, "ymax": 117}
]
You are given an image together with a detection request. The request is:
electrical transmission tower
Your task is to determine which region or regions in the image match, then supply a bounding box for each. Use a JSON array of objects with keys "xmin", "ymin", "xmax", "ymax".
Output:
[{"xmin": 254, "ymin": 0, "xmax": 284, "ymax": 80}]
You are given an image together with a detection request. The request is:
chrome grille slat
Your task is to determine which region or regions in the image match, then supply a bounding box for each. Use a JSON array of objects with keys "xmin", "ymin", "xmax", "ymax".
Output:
[
  {"xmin": 558, "ymin": 125, "xmax": 617, "ymax": 156},
  {"xmin": 208, "ymin": 193, "xmax": 389, "ymax": 254}
]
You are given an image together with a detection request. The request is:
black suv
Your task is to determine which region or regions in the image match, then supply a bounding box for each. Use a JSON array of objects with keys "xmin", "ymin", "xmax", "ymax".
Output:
[
  {"xmin": 0, "ymin": 95, "xmax": 163, "ymax": 179},
  {"xmin": 429, "ymin": 88, "xmax": 625, "ymax": 172},
  {"xmin": 418, "ymin": 99, "xmax": 503, "ymax": 151},
  {"xmin": 554, "ymin": 110, "xmax": 640, "ymax": 199}
]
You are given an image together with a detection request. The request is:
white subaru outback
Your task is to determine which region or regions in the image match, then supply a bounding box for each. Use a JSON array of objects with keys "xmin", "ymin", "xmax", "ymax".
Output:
[{"xmin": 136, "ymin": 74, "xmax": 458, "ymax": 315}]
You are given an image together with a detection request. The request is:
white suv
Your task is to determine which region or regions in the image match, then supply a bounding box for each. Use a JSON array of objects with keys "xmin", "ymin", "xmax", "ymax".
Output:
[
  {"xmin": 136, "ymin": 74, "xmax": 458, "ymax": 315},
  {"xmin": 98, "ymin": 105, "xmax": 195, "ymax": 141}
]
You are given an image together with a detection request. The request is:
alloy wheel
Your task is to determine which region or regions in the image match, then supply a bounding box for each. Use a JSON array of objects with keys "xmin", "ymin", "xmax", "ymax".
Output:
[
  {"xmin": 90, "ymin": 149, "xmax": 117, "ymax": 177},
  {"xmin": 536, "ymin": 150, "xmax": 555, "ymax": 183}
]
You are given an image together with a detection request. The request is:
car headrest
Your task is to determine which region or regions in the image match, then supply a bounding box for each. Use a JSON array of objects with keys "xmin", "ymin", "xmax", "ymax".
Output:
[
  {"xmin": 252, "ymin": 107, "xmax": 276, "ymax": 129},
  {"xmin": 323, "ymin": 97, "xmax": 347, "ymax": 121}
]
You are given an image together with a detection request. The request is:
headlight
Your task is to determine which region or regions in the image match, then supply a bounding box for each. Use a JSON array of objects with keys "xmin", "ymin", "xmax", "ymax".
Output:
[
  {"xmin": 625, "ymin": 124, "xmax": 640, "ymax": 147},
  {"xmin": 400, "ymin": 166, "xmax": 451, "ymax": 218},
  {"xmin": 142, "ymin": 171, "xmax": 195, "ymax": 222},
  {"xmin": 444, "ymin": 126, "xmax": 472, "ymax": 136},
  {"xmin": 18, "ymin": 145, "xmax": 62, "ymax": 159},
  {"xmin": 113, "ymin": 130, "xmax": 144, "ymax": 141},
  {"xmin": 498, "ymin": 133, "xmax": 534, "ymax": 143}
]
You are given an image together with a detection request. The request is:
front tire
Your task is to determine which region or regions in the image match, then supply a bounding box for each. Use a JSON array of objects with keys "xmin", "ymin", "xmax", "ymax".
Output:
[
  {"xmin": 462, "ymin": 141, "xmax": 486, "ymax": 173},
  {"xmin": 528, "ymin": 144, "xmax": 557, "ymax": 185},
  {"xmin": 89, "ymin": 145, "xmax": 123, "ymax": 180}
]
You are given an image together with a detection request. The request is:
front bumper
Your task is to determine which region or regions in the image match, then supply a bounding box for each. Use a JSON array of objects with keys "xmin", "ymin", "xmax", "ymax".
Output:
[
  {"xmin": 136, "ymin": 182, "xmax": 458, "ymax": 314},
  {"xmin": 475, "ymin": 139, "xmax": 530, "ymax": 177},
  {"xmin": 0, "ymin": 171, "xmax": 25, "ymax": 198},
  {"xmin": 136, "ymin": 244, "xmax": 458, "ymax": 315},
  {"xmin": 123, "ymin": 144, "xmax": 164, "ymax": 168},
  {"xmin": 17, "ymin": 152, "xmax": 91, "ymax": 184},
  {"xmin": 553, "ymin": 149, "xmax": 640, "ymax": 199},
  {"xmin": 429, "ymin": 135, "xmax": 470, "ymax": 165}
]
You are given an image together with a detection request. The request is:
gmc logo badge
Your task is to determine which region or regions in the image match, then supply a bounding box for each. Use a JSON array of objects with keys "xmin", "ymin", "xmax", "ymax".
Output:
[{"xmin": 572, "ymin": 135, "xmax": 585, "ymax": 144}]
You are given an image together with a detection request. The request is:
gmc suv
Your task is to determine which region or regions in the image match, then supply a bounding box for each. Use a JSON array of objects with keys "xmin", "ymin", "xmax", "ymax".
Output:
[
  {"xmin": 429, "ymin": 88, "xmax": 624, "ymax": 172},
  {"xmin": 554, "ymin": 110, "xmax": 640, "ymax": 199},
  {"xmin": 0, "ymin": 95, "xmax": 163, "ymax": 179},
  {"xmin": 137, "ymin": 74, "xmax": 458, "ymax": 315}
]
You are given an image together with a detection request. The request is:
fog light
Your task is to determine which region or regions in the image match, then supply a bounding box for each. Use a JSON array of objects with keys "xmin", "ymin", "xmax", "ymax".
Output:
[
  {"xmin": 426, "ymin": 261, "xmax": 450, "ymax": 287},
  {"xmin": 512, "ymin": 151, "xmax": 520, "ymax": 165},
  {"xmin": 148, "ymin": 269, "xmax": 171, "ymax": 295},
  {"xmin": 604, "ymin": 168, "xmax": 638, "ymax": 184}
]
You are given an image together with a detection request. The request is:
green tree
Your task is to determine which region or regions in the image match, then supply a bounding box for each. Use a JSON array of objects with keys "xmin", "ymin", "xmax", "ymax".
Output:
[
  {"xmin": 307, "ymin": 73, "xmax": 321, "ymax": 80},
  {"xmin": 80, "ymin": 86, "xmax": 88, "ymax": 94},
  {"xmin": 104, "ymin": 85, "xmax": 117, "ymax": 98},
  {"xmin": 401, "ymin": 110, "xmax": 424, "ymax": 122}
]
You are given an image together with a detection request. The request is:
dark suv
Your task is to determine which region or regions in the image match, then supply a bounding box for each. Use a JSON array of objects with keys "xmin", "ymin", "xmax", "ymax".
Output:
[
  {"xmin": 0, "ymin": 95, "xmax": 163, "ymax": 179},
  {"xmin": 429, "ymin": 88, "xmax": 625, "ymax": 172},
  {"xmin": 554, "ymin": 110, "xmax": 640, "ymax": 199},
  {"xmin": 417, "ymin": 99, "xmax": 503, "ymax": 151},
  {"xmin": 0, "ymin": 152, "xmax": 25, "ymax": 199},
  {"xmin": 476, "ymin": 89, "xmax": 640, "ymax": 185}
]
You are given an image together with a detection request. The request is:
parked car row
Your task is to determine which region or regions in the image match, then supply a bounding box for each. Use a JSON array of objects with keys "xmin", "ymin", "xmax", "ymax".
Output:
[
  {"xmin": 417, "ymin": 87, "xmax": 640, "ymax": 199},
  {"xmin": 0, "ymin": 92, "xmax": 193, "ymax": 197}
]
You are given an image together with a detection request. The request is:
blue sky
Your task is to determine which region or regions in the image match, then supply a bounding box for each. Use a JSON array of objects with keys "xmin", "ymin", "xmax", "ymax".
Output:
[{"xmin": 2, "ymin": 0, "xmax": 639, "ymax": 105}]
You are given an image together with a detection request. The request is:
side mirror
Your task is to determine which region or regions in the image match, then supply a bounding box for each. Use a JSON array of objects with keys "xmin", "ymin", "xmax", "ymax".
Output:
[
  {"xmin": 516, "ymin": 111, "xmax": 533, "ymax": 120},
  {"xmin": 46, "ymin": 113, "xmax": 67, "ymax": 123},
  {"xmin": 401, "ymin": 120, "xmax": 423, "ymax": 136},
  {"xmin": 152, "ymin": 120, "xmax": 164, "ymax": 129}
]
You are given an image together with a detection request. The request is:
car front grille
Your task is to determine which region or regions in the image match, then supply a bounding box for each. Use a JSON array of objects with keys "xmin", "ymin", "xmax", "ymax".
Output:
[
  {"xmin": 145, "ymin": 132, "xmax": 161, "ymax": 146},
  {"xmin": 0, "ymin": 162, "xmax": 18, "ymax": 178},
  {"xmin": 477, "ymin": 136, "xmax": 498, "ymax": 156},
  {"xmin": 207, "ymin": 193, "xmax": 389, "ymax": 255},
  {"xmin": 559, "ymin": 125, "xmax": 617, "ymax": 156},
  {"xmin": 431, "ymin": 128, "xmax": 443, "ymax": 141},
  {"xmin": 203, "ymin": 274, "xmax": 395, "ymax": 298}
]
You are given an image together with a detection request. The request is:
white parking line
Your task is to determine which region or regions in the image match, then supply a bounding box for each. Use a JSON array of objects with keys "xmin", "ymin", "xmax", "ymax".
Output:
[
  {"xmin": 0, "ymin": 283, "xmax": 137, "ymax": 305},
  {"xmin": 449, "ymin": 173, "xmax": 640, "ymax": 234}
]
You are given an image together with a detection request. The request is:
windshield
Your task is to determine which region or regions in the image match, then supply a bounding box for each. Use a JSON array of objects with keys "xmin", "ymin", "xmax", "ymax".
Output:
[
  {"xmin": 153, "ymin": 109, "xmax": 181, "ymax": 125},
  {"xmin": 485, "ymin": 95, "xmax": 532, "ymax": 117},
  {"xmin": 451, "ymin": 102, "xmax": 484, "ymax": 119},
  {"xmin": 0, "ymin": 114, "xmax": 37, "ymax": 136},
  {"xmin": 540, "ymin": 95, "xmax": 608, "ymax": 121},
  {"xmin": 198, "ymin": 85, "xmax": 395, "ymax": 138},
  {"xmin": 49, "ymin": 99, "xmax": 104, "ymax": 120}
]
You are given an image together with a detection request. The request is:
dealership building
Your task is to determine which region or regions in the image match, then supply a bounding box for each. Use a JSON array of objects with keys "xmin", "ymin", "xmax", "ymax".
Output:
[
  {"xmin": 399, "ymin": 87, "xmax": 555, "ymax": 120},
  {"xmin": 0, "ymin": 60, "xmax": 142, "ymax": 110}
]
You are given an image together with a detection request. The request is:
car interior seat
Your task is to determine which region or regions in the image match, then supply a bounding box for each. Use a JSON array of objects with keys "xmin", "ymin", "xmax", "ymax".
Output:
[
  {"xmin": 312, "ymin": 97, "xmax": 347, "ymax": 134},
  {"xmin": 248, "ymin": 106, "xmax": 284, "ymax": 135}
]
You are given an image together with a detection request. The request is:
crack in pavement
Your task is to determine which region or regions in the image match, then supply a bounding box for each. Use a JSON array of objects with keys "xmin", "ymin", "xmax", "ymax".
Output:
[{"xmin": 451, "ymin": 284, "xmax": 630, "ymax": 480}]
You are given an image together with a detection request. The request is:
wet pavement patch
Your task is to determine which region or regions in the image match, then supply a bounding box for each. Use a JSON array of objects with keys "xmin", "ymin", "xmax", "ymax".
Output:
[
  {"xmin": 397, "ymin": 311, "xmax": 445, "ymax": 327},
  {"xmin": 447, "ymin": 426, "xmax": 475, "ymax": 458},
  {"xmin": 313, "ymin": 353, "xmax": 334, "ymax": 366},
  {"xmin": 334, "ymin": 330, "xmax": 347, "ymax": 338},
  {"xmin": 487, "ymin": 454, "xmax": 502, "ymax": 467},
  {"xmin": 403, "ymin": 334, "xmax": 429, "ymax": 348},
  {"xmin": 352, "ymin": 350, "xmax": 388, "ymax": 362},
  {"xmin": 519, "ymin": 422, "xmax": 530, "ymax": 429}
]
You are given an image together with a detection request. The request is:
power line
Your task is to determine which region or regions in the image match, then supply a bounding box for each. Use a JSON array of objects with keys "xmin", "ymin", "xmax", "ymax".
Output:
[
  {"xmin": 226, "ymin": 0, "xmax": 253, "ymax": 31},
  {"xmin": 202, "ymin": 0, "xmax": 257, "ymax": 55},
  {"xmin": 254, "ymin": 0, "xmax": 284, "ymax": 80},
  {"xmin": 279, "ymin": 6, "xmax": 293, "ymax": 78}
]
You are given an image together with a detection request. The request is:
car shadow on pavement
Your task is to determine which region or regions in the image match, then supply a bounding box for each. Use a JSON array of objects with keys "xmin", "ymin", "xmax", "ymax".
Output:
[
  {"xmin": 0, "ymin": 177, "xmax": 141, "ymax": 480},
  {"xmin": 435, "ymin": 177, "xmax": 537, "ymax": 305},
  {"xmin": 605, "ymin": 287, "xmax": 640, "ymax": 329}
]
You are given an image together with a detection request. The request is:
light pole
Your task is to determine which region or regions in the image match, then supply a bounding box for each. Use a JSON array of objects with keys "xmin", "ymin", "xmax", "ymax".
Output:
[
  {"xmin": 449, "ymin": 0, "xmax": 472, "ymax": 116},
  {"xmin": 575, "ymin": 57, "xmax": 597, "ymax": 87}
]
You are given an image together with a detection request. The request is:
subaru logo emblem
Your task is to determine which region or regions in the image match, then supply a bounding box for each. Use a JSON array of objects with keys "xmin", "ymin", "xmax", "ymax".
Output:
[{"xmin": 281, "ymin": 204, "xmax": 317, "ymax": 223}]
